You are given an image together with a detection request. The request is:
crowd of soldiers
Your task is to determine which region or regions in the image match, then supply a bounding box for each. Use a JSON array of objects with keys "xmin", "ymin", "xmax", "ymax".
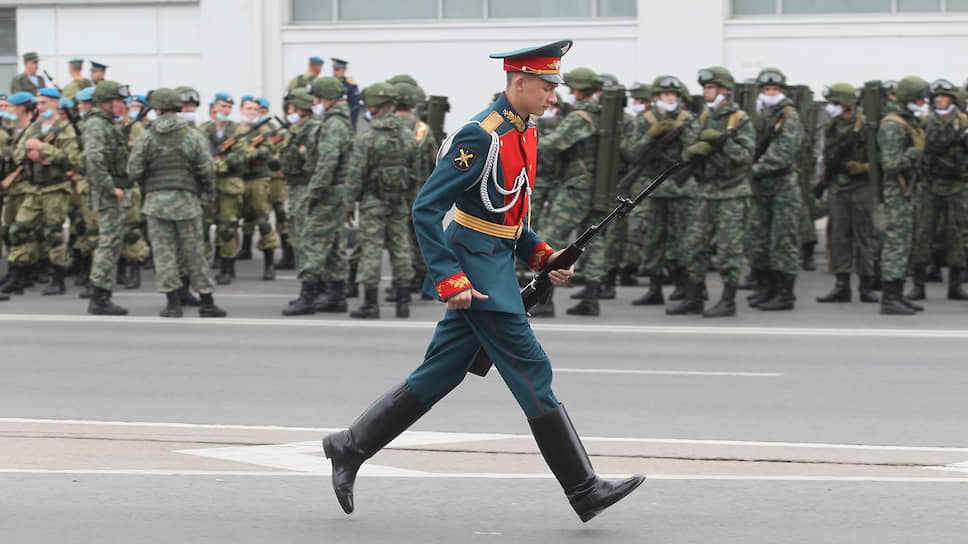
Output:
[{"xmin": 2, "ymin": 50, "xmax": 967, "ymax": 319}]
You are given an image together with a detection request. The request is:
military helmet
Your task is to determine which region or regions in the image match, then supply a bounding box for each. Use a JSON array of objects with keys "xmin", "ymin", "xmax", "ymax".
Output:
[
  {"xmin": 362, "ymin": 82, "xmax": 397, "ymax": 106},
  {"xmin": 697, "ymin": 66, "xmax": 734, "ymax": 90},
  {"xmin": 387, "ymin": 74, "xmax": 418, "ymax": 87},
  {"xmin": 287, "ymin": 88, "xmax": 314, "ymax": 111},
  {"xmin": 311, "ymin": 76, "xmax": 344, "ymax": 100},
  {"xmin": 150, "ymin": 88, "xmax": 183, "ymax": 112},
  {"xmin": 651, "ymin": 75, "xmax": 687, "ymax": 97},
  {"xmin": 628, "ymin": 82, "xmax": 653, "ymax": 100},
  {"xmin": 414, "ymin": 85, "xmax": 427, "ymax": 104},
  {"xmin": 895, "ymin": 75, "xmax": 929, "ymax": 103},
  {"xmin": 91, "ymin": 80, "xmax": 131, "ymax": 103},
  {"xmin": 822, "ymin": 82, "xmax": 858, "ymax": 107},
  {"xmin": 392, "ymin": 82, "xmax": 420, "ymax": 107},
  {"xmin": 756, "ymin": 67, "xmax": 787, "ymax": 88},
  {"xmin": 928, "ymin": 78, "xmax": 959, "ymax": 101},
  {"xmin": 175, "ymin": 85, "xmax": 200, "ymax": 105},
  {"xmin": 882, "ymin": 80, "xmax": 898, "ymax": 93},
  {"xmin": 598, "ymin": 73, "xmax": 620, "ymax": 90},
  {"xmin": 563, "ymin": 67, "xmax": 602, "ymax": 91}
]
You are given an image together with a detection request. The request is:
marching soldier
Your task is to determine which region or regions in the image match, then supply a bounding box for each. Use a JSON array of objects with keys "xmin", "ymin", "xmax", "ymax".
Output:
[
  {"xmin": 61, "ymin": 58, "xmax": 93, "ymax": 100},
  {"xmin": 331, "ymin": 58, "xmax": 361, "ymax": 128},
  {"xmin": 127, "ymin": 88, "xmax": 226, "ymax": 318},
  {"xmin": 287, "ymin": 56, "xmax": 324, "ymax": 92},
  {"xmin": 10, "ymin": 52, "xmax": 47, "ymax": 95}
]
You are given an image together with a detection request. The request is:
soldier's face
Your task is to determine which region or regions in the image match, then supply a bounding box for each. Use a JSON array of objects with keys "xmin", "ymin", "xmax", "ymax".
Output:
[
  {"xmin": 333, "ymin": 66, "xmax": 346, "ymax": 79},
  {"xmin": 24, "ymin": 60, "xmax": 38, "ymax": 75},
  {"xmin": 659, "ymin": 92, "xmax": 678, "ymax": 105},
  {"xmin": 109, "ymin": 98, "xmax": 128, "ymax": 118},
  {"xmin": 240, "ymin": 101, "xmax": 260, "ymax": 121},
  {"xmin": 0, "ymin": 100, "xmax": 9, "ymax": 113},
  {"xmin": 36, "ymin": 96, "xmax": 55, "ymax": 115},
  {"xmin": 511, "ymin": 74, "xmax": 557, "ymax": 117},
  {"xmin": 214, "ymin": 100, "xmax": 233, "ymax": 117},
  {"xmin": 91, "ymin": 69, "xmax": 105, "ymax": 83},
  {"xmin": 310, "ymin": 62, "xmax": 323, "ymax": 76},
  {"xmin": 761, "ymin": 84, "xmax": 782, "ymax": 97},
  {"xmin": 78, "ymin": 102, "xmax": 91, "ymax": 113},
  {"xmin": 702, "ymin": 84, "xmax": 719, "ymax": 102},
  {"xmin": 934, "ymin": 95, "xmax": 952, "ymax": 110},
  {"xmin": 182, "ymin": 103, "xmax": 198, "ymax": 113}
]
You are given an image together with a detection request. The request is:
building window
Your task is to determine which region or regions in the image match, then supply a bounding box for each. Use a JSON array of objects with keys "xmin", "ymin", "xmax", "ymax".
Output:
[
  {"xmin": 783, "ymin": 0, "xmax": 891, "ymax": 13},
  {"xmin": 0, "ymin": 9, "xmax": 15, "ymax": 94},
  {"xmin": 291, "ymin": 0, "xmax": 635, "ymax": 23},
  {"xmin": 950, "ymin": 0, "xmax": 968, "ymax": 10},
  {"xmin": 733, "ymin": 0, "xmax": 967, "ymax": 14}
]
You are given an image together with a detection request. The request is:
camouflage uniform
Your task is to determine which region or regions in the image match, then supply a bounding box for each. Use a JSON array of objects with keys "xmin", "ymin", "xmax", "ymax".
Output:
[
  {"xmin": 202, "ymin": 121, "xmax": 248, "ymax": 282},
  {"xmin": 532, "ymin": 109, "xmax": 564, "ymax": 233},
  {"xmin": 83, "ymin": 109, "xmax": 130, "ymax": 292},
  {"xmin": 279, "ymin": 114, "xmax": 323, "ymax": 271},
  {"xmin": 878, "ymin": 105, "xmax": 922, "ymax": 283},
  {"xmin": 400, "ymin": 111, "xmax": 438, "ymax": 289},
  {"xmin": 238, "ymin": 119, "xmax": 279, "ymax": 279}
]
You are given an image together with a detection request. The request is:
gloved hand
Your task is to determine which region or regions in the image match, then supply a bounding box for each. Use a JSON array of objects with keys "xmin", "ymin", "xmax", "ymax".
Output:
[
  {"xmin": 699, "ymin": 128, "xmax": 723, "ymax": 142},
  {"xmin": 910, "ymin": 130, "xmax": 925, "ymax": 151},
  {"xmin": 687, "ymin": 141, "xmax": 713, "ymax": 157},
  {"xmin": 647, "ymin": 119, "xmax": 679, "ymax": 138},
  {"xmin": 904, "ymin": 147, "xmax": 921, "ymax": 164},
  {"xmin": 846, "ymin": 161, "xmax": 868, "ymax": 175}
]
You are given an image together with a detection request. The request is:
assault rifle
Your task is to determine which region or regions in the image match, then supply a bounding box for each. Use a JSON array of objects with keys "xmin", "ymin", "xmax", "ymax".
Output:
[
  {"xmin": 43, "ymin": 70, "xmax": 61, "ymax": 94},
  {"xmin": 467, "ymin": 162, "xmax": 686, "ymax": 377},
  {"xmin": 673, "ymin": 116, "xmax": 752, "ymax": 185},
  {"xmin": 910, "ymin": 129, "xmax": 965, "ymax": 198},
  {"xmin": 1, "ymin": 110, "xmax": 41, "ymax": 190},
  {"xmin": 814, "ymin": 117, "xmax": 863, "ymax": 199},
  {"xmin": 122, "ymin": 98, "xmax": 155, "ymax": 138},
  {"xmin": 62, "ymin": 106, "xmax": 83, "ymax": 151},
  {"xmin": 618, "ymin": 122, "xmax": 689, "ymax": 193},
  {"xmin": 217, "ymin": 116, "xmax": 271, "ymax": 155}
]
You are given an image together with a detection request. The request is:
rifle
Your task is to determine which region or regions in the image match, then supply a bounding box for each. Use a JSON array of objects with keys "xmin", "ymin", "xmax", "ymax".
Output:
[
  {"xmin": 217, "ymin": 117, "xmax": 271, "ymax": 155},
  {"xmin": 910, "ymin": 126, "xmax": 965, "ymax": 198},
  {"xmin": 122, "ymin": 104, "xmax": 153, "ymax": 137},
  {"xmin": 814, "ymin": 116, "xmax": 863, "ymax": 199},
  {"xmin": 673, "ymin": 116, "xmax": 752, "ymax": 185},
  {"xmin": 1, "ymin": 110, "xmax": 41, "ymax": 190},
  {"xmin": 62, "ymin": 106, "xmax": 83, "ymax": 151},
  {"xmin": 618, "ymin": 122, "xmax": 688, "ymax": 193},
  {"xmin": 43, "ymin": 70, "xmax": 61, "ymax": 94},
  {"xmin": 467, "ymin": 162, "xmax": 686, "ymax": 377}
]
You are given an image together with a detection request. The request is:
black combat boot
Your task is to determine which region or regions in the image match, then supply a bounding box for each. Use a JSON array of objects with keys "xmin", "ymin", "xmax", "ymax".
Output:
[
  {"xmin": 262, "ymin": 249, "xmax": 275, "ymax": 281},
  {"xmin": 759, "ymin": 273, "xmax": 796, "ymax": 311},
  {"xmin": 115, "ymin": 258, "xmax": 128, "ymax": 286},
  {"xmin": 74, "ymin": 254, "xmax": 92, "ymax": 286},
  {"xmin": 925, "ymin": 254, "xmax": 943, "ymax": 282},
  {"xmin": 667, "ymin": 268, "xmax": 686, "ymax": 300},
  {"xmin": 1, "ymin": 265, "xmax": 24, "ymax": 295},
  {"xmin": 859, "ymin": 276, "xmax": 880, "ymax": 303},
  {"xmin": 947, "ymin": 267, "xmax": 968, "ymax": 300},
  {"xmin": 283, "ymin": 281, "xmax": 317, "ymax": 316},
  {"xmin": 178, "ymin": 275, "xmax": 201, "ymax": 306},
  {"xmin": 631, "ymin": 276, "xmax": 664, "ymax": 306},
  {"xmin": 880, "ymin": 280, "xmax": 916, "ymax": 315},
  {"xmin": 665, "ymin": 280, "xmax": 703, "ymax": 315},
  {"xmin": 198, "ymin": 293, "xmax": 227, "ymax": 317},
  {"xmin": 322, "ymin": 381, "xmax": 430, "ymax": 514},
  {"xmin": 236, "ymin": 234, "xmax": 253, "ymax": 260},
  {"xmin": 703, "ymin": 283, "xmax": 737, "ymax": 318},
  {"xmin": 569, "ymin": 283, "xmax": 594, "ymax": 300},
  {"xmin": 800, "ymin": 242, "xmax": 816, "ymax": 271},
  {"xmin": 34, "ymin": 259, "xmax": 50, "ymax": 285},
  {"xmin": 42, "ymin": 265, "xmax": 67, "ymax": 296},
  {"xmin": 317, "ymin": 280, "xmax": 348, "ymax": 313},
  {"xmin": 737, "ymin": 269, "xmax": 757, "ymax": 290},
  {"xmin": 123, "ymin": 262, "xmax": 141, "ymax": 289},
  {"xmin": 395, "ymin": 285, "xmax": 411, "ymax": 318},
  {"xmin": 598, "ymin": 270, "xmax": 617, "ymax": 300},
  {"xmin": 87, "ymin": 286, "xmax": 128, "ymax": 316},
  {"xmin": 529, "ymin": 286, "xmax": 555, "ymax": 317},
  {"xmin": 905, "ymin": 266, "xmax": 926, "ymax": 300},
  {"xmin": 747, "ymin": 269, "xmax": 775, "ymax": 308},
  {"xmin": 159, "ymin": 290, "xmax": 183, "ymax": 318},
  {"xmin": 618, "ymin": 264, "xmax": 639, "ymax": 286},
  {"xmin": 276, "ymin": 234, "xmax": 295, "ymax": 269},
  {"xmin": 346, "ymin": 262, "xmax": 359, "ymax": 298},
  {"xmin": 350, "ymin": 286, "xmax": 380, "ymax": 319},
  {"xmin": 529, "ymin": 404, "xmax": 645, "ymax": 523},
  {"xmin": 567, "ymin": 281, "xmax": 600, "ymax": 316},
  {"xmin": 215, "ymin": 258, "xmax": 234, "ymax": 285},
  {"xmin": 817, "ymin": 272, "xmax": 851, "ymax": 303}
]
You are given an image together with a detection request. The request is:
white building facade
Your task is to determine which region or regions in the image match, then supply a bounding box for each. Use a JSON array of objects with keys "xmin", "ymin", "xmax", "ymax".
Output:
[{"xmin": 4, "ymin": 0, "xmax": 968, "ymax": 129}]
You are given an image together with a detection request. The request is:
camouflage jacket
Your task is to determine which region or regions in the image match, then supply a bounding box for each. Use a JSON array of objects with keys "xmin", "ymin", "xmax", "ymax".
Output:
[
  {"xmin": 308, "ymin": 101, "xmax": 354, "ymax": 203},
  {"xmin": 621, "ymin": 106, "xmax": 697, "ymax": 198},
  {"xmin": 81, "ymin": 108, "xmax": 129, "ymax": 209},
  {"xmin": 399, "ymin": 112, "xmax": 438, "ymax": 201},
  {"xmin": 878, "ymin": 103, "xmax": 923, "ymax": 191},
  {"xmin": 537, "ymin": 98, "xmax": 599, "ymax": 189},
  {"xmin": 752, "ymin": 97, "xmax": 804, "ymax": 194},
  {"xmin": 921, "ymin": 109, "xmax": 968, "ymax": 194},
  {"xmin": 202, "ymin": 121, "xmax": 247, "ymax": 177},
  {"xmin": 236, "ymin": 119, "xmax": 275, "ymax": 180},
  {"xmin": 688, "ymin": 101, "xmax": 756, "ymax": 199},
  {"xmin": 344, "ymin": 112, "xmax": 417, "ymax": 206},
  {"xmin": 16, "ymin": 116, "xmax": 81, "ymax": 191},
  {"xmin": 278, "ymin": 115, "xmax": 322, "ymax": 185},
  {"xmin": 534, "ymin": 110, "xmax": 564, "ymax": 185},
  {"xmin": 287, "ymin": 73, "xmax": 317, "ymax": 92},
  {"xmin": 823, "ymin": 112, "xmax": 869, "ymax": 193}
]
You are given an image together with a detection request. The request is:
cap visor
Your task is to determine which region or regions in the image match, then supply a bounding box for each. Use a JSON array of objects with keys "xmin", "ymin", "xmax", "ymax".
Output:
[{"xmin": 538, "ymin": 74, "xmax": 564, "ymax": 84}]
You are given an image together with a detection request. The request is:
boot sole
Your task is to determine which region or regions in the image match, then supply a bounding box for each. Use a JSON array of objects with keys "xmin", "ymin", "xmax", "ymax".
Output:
[
  {"xmin": 322, "ymin": 436, "xmax": 355, "ymax": 515},
  {"xmin": 575, "ymin": 475, "xmax": 646, "ymax": 523}
]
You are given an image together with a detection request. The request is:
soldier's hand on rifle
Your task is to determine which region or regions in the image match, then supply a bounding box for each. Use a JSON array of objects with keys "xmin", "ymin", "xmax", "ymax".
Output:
[
  {"xmin": 647, "ymin": 119, "xmax": 679, "ymax": 138},
  {"xmin": 26, "ymin": 149, "xmax": 43, "ymax": 162},
  {"xmin": 699, "ymin": 129, "xmax": 723, "ymax": 142},
  {"xmin": 251, "ymin": 134, "xmax": 265, "ymax": 147},
  {"xmin": 271, "ymin": 134, "xmax": 283, "ymax": 145},
  {"xmin": 687, "ymin": 141, "xmax": 713, "ymax": 157},
  {"xmin": 546, "ymin": 249, "xmax": 575, "ymax": 286},
  {"xmin": 114, "ymin": 188, "xmax": 124, "ymax": 202},
  {"xmin": 24, "ymin": 138, "xmax": 44, "ymax": 151},
  {"xmin": 220, "ymin": 137, "xmax": 236, "ymax": 153},
  {"xmin": 846, "ymin": 161, "xmax": 868, "ymax": 176}
]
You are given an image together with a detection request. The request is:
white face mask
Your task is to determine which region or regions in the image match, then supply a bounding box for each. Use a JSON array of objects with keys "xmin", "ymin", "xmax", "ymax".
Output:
[
  {"xmin": 564, "ymin": 94, "xmax": 577, "ymax": 106},
  {"xmin": 539, "ymin": 108, "xmax": 557, "ymax": 120},
  {"xmin": 935, "ymin": 104, "xmax": 955, "ymax": 116},
  {"xmin": 825, "ymin": 103, "xmax": 844, "ymax": 118},
  {"xmin": 760, "ymin": 92, "xmax": 785, "ymax": 107},
  {"xmin": 907, "ymin": 102, "xmax": 929, "ymax": 117},
  {"xmin": 706, "ymin": 94, "xmax": 726, "ymax": 110},
  {"xmin": 630, "ymin": 103, "xmax": 648, "ymax": 114},
  {"xmin": 146, "ymin": 110, "xmax": 158, "ymax": 121},
  {"xmin": 364, "ymin": 111, "xmax": 373, "ymax": 121},
  {"xmin": 176, "ymin": 111, "xmax": 197, "ymax": 123},
  {"xmin": 656, "ymin": 101, "xmax": 677, "ymax": 113},
  {"xmin": 286, "ymin": 112, "xmax": 301, "ymax": 124},
  {"xmin": 312, "ymin": 103, "xmax": 325, "ymax": 115},
  {"xmin": 216, "ymin": 112, "xmax": 231, "ymax": 122}
]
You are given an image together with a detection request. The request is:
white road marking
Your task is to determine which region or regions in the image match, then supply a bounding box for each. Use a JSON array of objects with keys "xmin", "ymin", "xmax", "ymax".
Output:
[
  {"xmin": 556, "ymin": 368, "xmax": 782, "ymax": 377},
  {"xmin": 3, "ymin": 313, "xmax": 968, "ymax": 339},
  {"xmin": 926, "ymin": 461, "xmax": 968, "ymax": 474}
]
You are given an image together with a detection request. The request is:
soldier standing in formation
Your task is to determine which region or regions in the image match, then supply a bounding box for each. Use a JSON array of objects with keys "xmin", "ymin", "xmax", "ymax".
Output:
[
  {"xmin": 287, "ymin": 56, "xmax": 324, "ymax": 92},
  {"xmin": 278, "ymin": 89, "xmax": 321, "ymax": 276},
  {"xmin": 10, "ymin": 52, "xmax": 47, "ymax": 94},
  {"xmin": 202, "ymin": 93, "xmax": 246, "ymax": 285},
  {"xmin": 61, "ymin": 58, "xmax": 93, "ymax": 100},
  {"xmin": 236, "ymin": 95, "xmax": 279, "ymax": 281}
]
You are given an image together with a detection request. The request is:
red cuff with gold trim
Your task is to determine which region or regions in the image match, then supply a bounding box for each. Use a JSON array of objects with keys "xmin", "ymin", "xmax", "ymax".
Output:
[
  {"xmin": 528, "ymin": 242, "xmax": 554, "ymax": 272},
  {"xmin": 435, "ymin": 272, "xmax": 473, "ymax": 300}
]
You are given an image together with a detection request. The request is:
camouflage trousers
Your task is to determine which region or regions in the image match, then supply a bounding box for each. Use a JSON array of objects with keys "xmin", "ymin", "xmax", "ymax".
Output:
[
  {"xmin": 8, "ymin": 187, "xmax": 71, "ymax": 267},
  {"xmin": 684, "ymin": 196, "xmax": 749, "ymax": 285},
  {"xmin": 747, "ymin": 175, "xmax": 803, "ymax": 275},
  {"xmin": 287, "ymin": 183, "xmax": 309, "ymax": 270},
  {"xmin": 69, "ymin": 178, "xmax": 100, "ymax": 256},
  {"xmin": 911, "ymin": 185, "xmax": 968, "ymax": 268},
  {"xmin": 542, "ymin": 182, "xmax": 607, "ymax": 283},
  {"xmin": 268, "ymin": 176, "xmax": 289, "ymax": 237},
  {"xmin": 2, "ymin": 191, "xmax": 30, "ymax": 259},
  {"xmin": 89, "ymin": 203, "xmax": 130, "ymax": 290},
  {"xmin": 797, "ymin": 172, "xmax": 819, "ymax": 245},
  {"xmin": 530, "ymin": 177, "xmax": 561, "ymax": 234},
  {"xmin": 604, "ymin": 211, "xmax": 627, "ymax": 271},
  {"xmin": 239, "ymin": 177, "xmax": 279, "ymax": 250},
  {"xmin": 635, "ymin": 197, "xmax": 698, "ymax": 276},
  {"xmin": 828, "ymin": 183, "xmax": 878, "ymax": 277},
  {"xmin": 214, "ymin": 176, "xmax": 244, "ymax": 259},
  {"xmin": 356, "ymin": 197, "xmax": 413, "ymax": 287},
  {"xmin": 879, "ymin": 181, "xmax": 913, "ymax": 282},
  {"xmin": 122, "ymin": 186, "xmax": 149, "ymax": 263},
  {"xmin": 298, "ymin": 198, "xmax": 347, "ymax": 284},
  {"xmin": 146, "ymin": 214, "xmax": 215, "ymax": 295}
]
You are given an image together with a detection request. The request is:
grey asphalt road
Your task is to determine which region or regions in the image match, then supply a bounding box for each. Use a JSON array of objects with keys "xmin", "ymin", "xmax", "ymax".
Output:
[{"xmin": 1, "ymin": 258, "xmax": 967, "ymax": 543}]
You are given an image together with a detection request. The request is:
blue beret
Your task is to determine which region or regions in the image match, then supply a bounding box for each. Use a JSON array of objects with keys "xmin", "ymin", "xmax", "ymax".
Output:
[
  {"xmin": 256, "ymin": 97, "xmax": 270, "ymax": 108},
  {"xmin": 69, "ymin": 57, "xmax": 84, "ymax": 64},
  {"xmin": 133, "ymin": 94, "xmax": 150, "ymax": 106},
  {"xmin": 91, "ymin": 61, "xmax": 108, "ymax": 71},
  {"xmin": 59, "ymin": 98, "xmax": 75, "ymax": 109},
  {"xmin": 309, "ymin": 56, "xmax": 324, "ymax": 64},
  {"xmin": 208, "ymin": 100, "xmax": 215, "ymax": 107},
  {"xmin": 38, "ymin": 88, "xmax": 61, "ymax": 99},
  {"xmin": 214, "ymin": 92, "xmax": 233, "ymax": 104},
  {"xmin": 8, "ymin": 91, "xmax": 34, "ymax": 105},
  {"xmin": 330, "ymin": 57, "xmax": 348, "ymax": 67},
  {"xmin": 240, "ymin": 94, "xmax": 255, "ymax": 104},
  {"xmin": 0, "ymin": 94, "xmax": 6, "ymax": 101},
  {"xmin": 75, "ymin": 87, "xmax": 95, "ymax": 102}
]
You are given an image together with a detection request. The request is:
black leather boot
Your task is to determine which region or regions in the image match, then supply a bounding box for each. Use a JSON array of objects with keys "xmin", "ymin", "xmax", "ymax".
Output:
[
  {"xmin": 529, "ymin": 404, "xmax": 645, "ymax": 523},
  {"xmin": 0, "ymin": 265, "xmax": 24, "ymax": 295},
  {"xmin": 159, "ymin": 290, "xmax": 183, "ymax": 318},
  {"xmin": 262, "ymin": 249, "xmax": 276, "ymax": 281},
  {"xmin": 350, "ymin": 286, "xmax": 380, "ymax": 319},
  {"xmin": 322, "ymin": 381, "xmax": 429, "ymax": 514},
  {"xmin": 880, "ymin": 280, "xmax": 916, "ymax": 315},
  {"xmin": 859, "ymin": 276, "xmax": 880, "ymax": 303},
  {"xmin": 283, "ymin": 281, "xmax": 318, "ymax": 316},
  {"xmin": 817, "ymin": 272, "xmax": 850, "ymax": 303},
  {"xmin": 569, "ymin": 283, "xmax": 593, "ymax": 300},
  {"xmin": 703, "ymin": 283, "xmax": 737, "ymax": 318},
  {"xmin": 758, "ymin": 273, "xmax": 796, "ymax": 311},
  {"xmin": 346, "ymin": 262, "xmax": 359, "ymax": 298},
  {"xmin": 115, "ymin": 258, "xmax": 128, "ymax": 286},
  {"xmin": 665, "ymin": 280, "xmax": 703, "ymax": 315},
  {"xmin": 178, "ymin": 275, "xmax": 201, "ymax": 306},
  {"xmin": 87, "ymin": 286, "xmax": 128, "ymax": 316},
  {"xmin": 529, "ymin": 286, "xmax": 555, "ymax": 317},
  {"xmin": 906, "ymin": 266, "xmax": 926, "ymax": 300},
  {"xmin": 567, "ymin": 281, "xmax": 600, "ymax": 316},
  {"xmin": 236, "ymin": 234, "xmax": 253, "ymax": 260},
  {"xmin": 947, "ymin": 267, "xmax": 968, "ymax": 300},
  {"xmin": 631, "ymin": 275, "xmax": 664, "ymax": 306},
  {"xmin": 747, "ymin": 269, "xmax": 775, "ymax": 308},
  {"xmin": 215, "ymin": 258, "xmax": 234, "ymax": 285},
  {"xmin": 395, "ymin": 285, "xmax": 411, "ymax": 318},
  {"xmin": 276, "ymin": 234, "xmax": 295, "ymax": 269},
  {"xmin": 618, "ymin": 264, "xmax": 639, "ymax": 286},
  {"xmin": 317, "ymin": 280, "xmax": 348, "ymax": 313},
  {"xmin": 198, "ymin": 293, "xmax": 227, "ymax": 317},
  {"xmin": 123, "ymin": 262, "xmax": 141, "ymax": 289},
  {"xmin": 598, "ymin": 270, "xmax": 617, "ymax": 300},
  {"xmin": 800, "ymin": 242, "xmax": 816, "ymax": 271},
  {"xmin": 667, "ymin": 268, "xmax": 686, "ymax": 300},
  {"xmin": 42, "ymin": 265, "xmax": 67, "ymax": 295}
]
